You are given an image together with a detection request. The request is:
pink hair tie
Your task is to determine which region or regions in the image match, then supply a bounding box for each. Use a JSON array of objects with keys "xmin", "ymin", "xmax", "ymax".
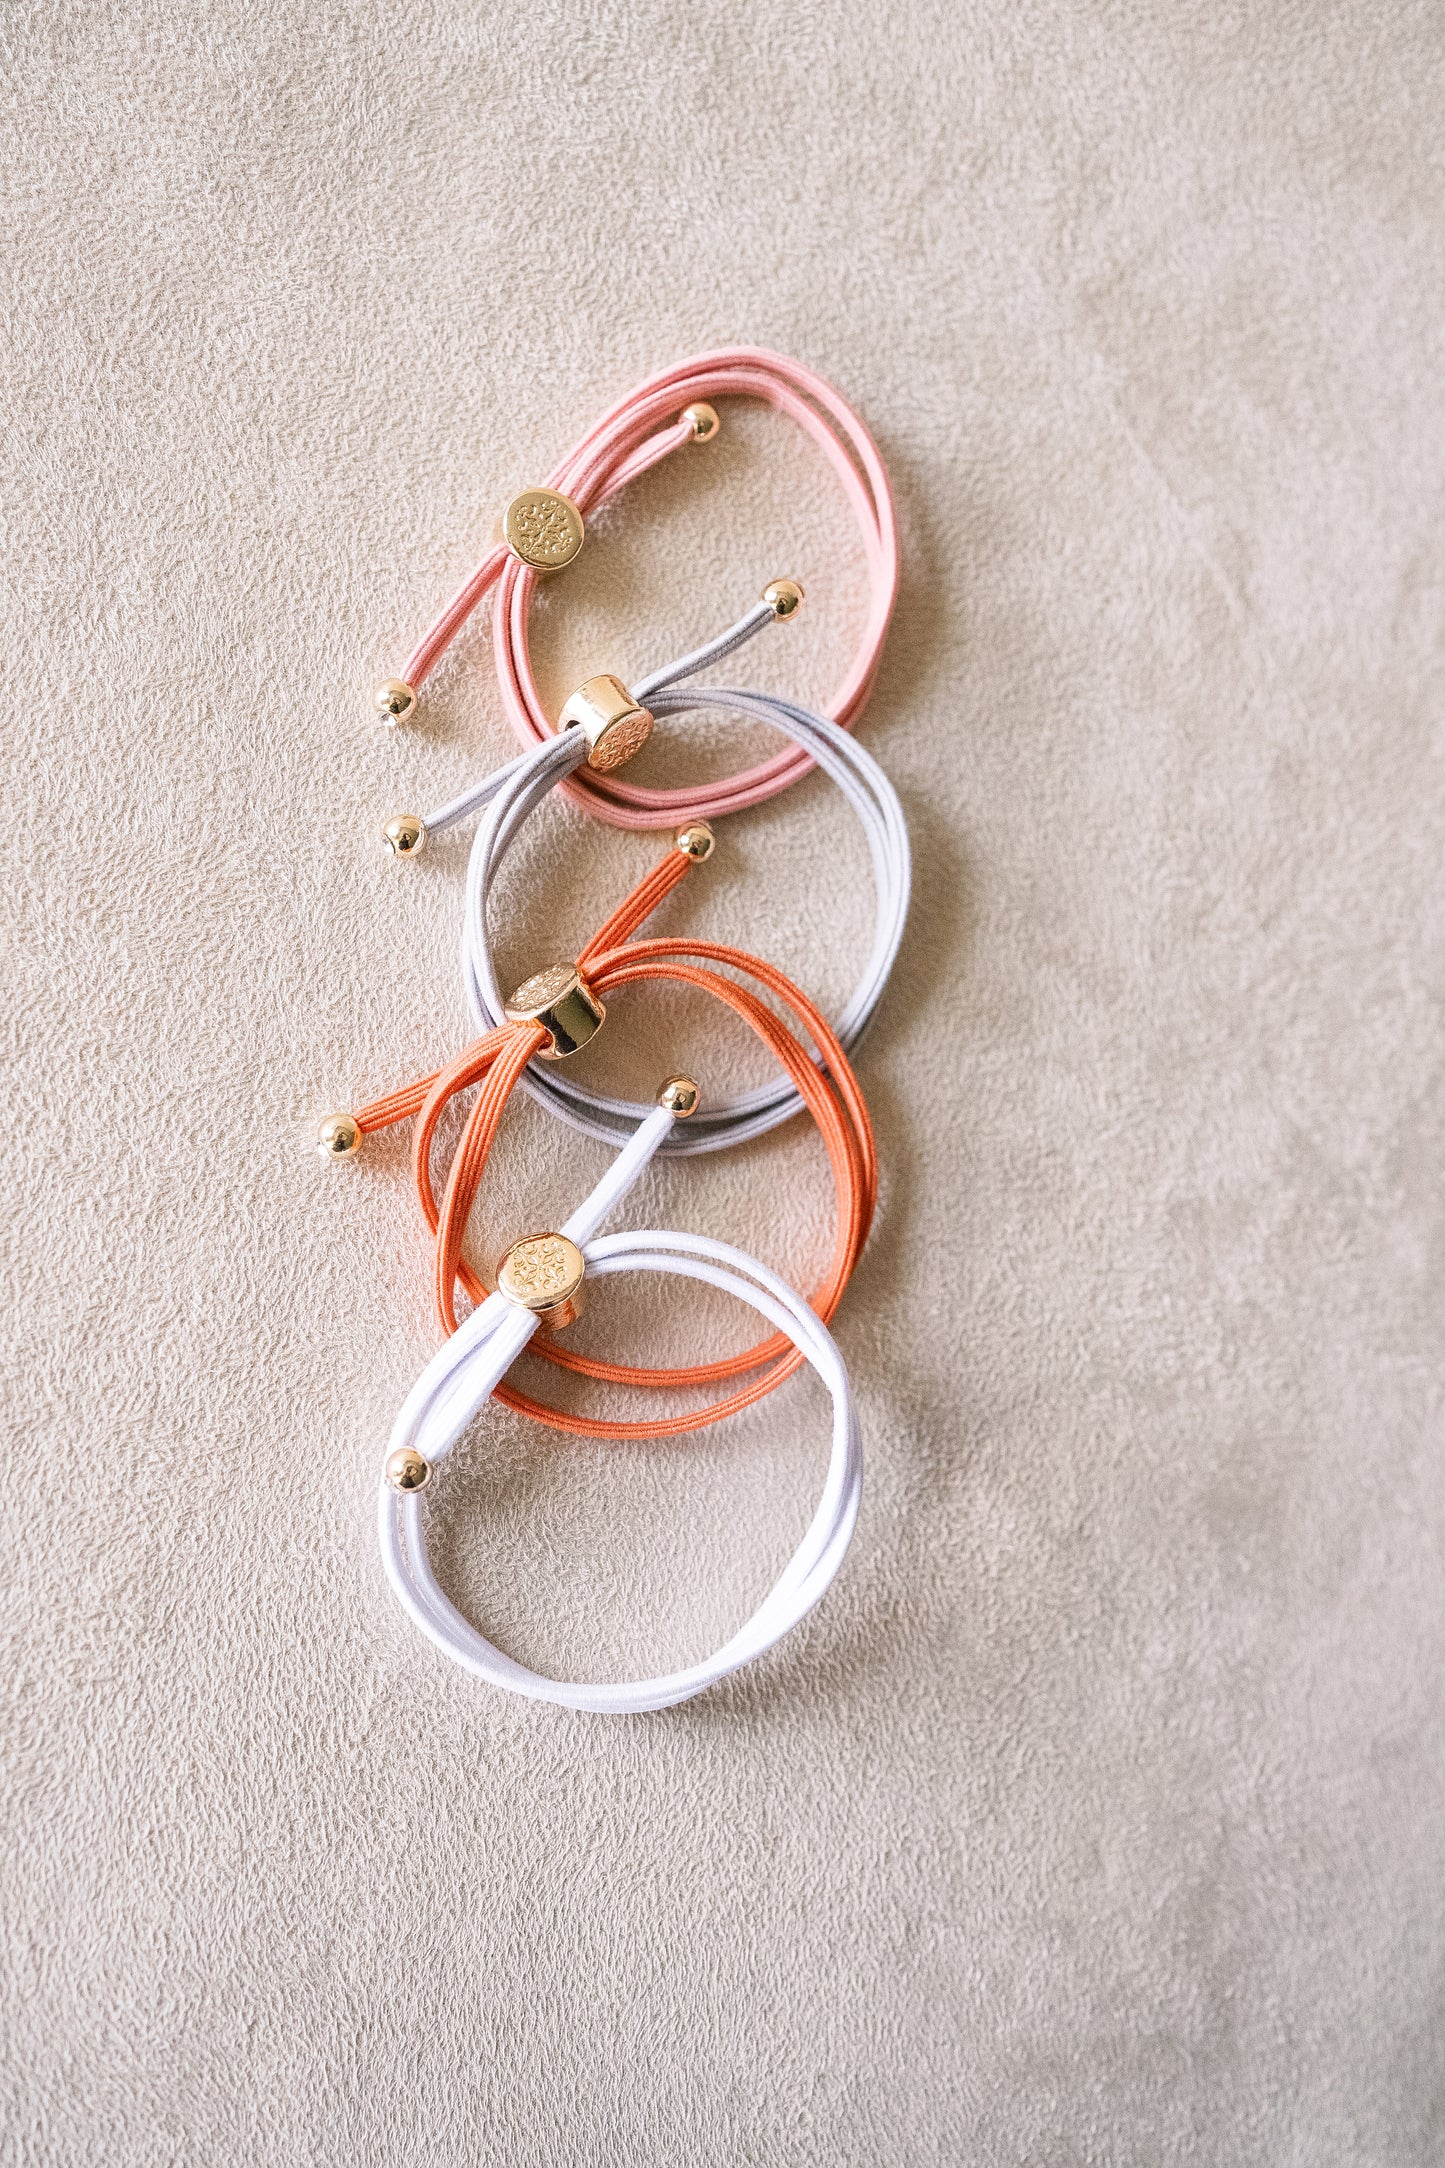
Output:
[{"xmin": 372, "ymin": 347, "xmax": 899, "ymax": 830}]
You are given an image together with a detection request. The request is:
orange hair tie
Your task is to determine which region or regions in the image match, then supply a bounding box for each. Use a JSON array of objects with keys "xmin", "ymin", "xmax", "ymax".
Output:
[{"xmin": 350, "ymin": 849, "xmax": 876, "ymax": 1441}]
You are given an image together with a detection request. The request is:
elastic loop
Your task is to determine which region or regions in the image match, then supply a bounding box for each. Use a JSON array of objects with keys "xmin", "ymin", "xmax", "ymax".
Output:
[{"xmin": 390, "ymin": 348, "xmax": 898, "ymax": 829}]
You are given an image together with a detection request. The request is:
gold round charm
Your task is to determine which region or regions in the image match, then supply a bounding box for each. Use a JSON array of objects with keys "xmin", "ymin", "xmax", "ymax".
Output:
[
  {"xmin": 506, "ymin": 961, "xmax": 578, "ymax": 1013},
  {"xmin": 763, "ymin": 577, "xmax": 805, "ymax": 621},
  {"xmin": 682, "ymin": 402, "xmax": 720, "ymax": 442},
  {"xmin": 497, "ymin": 1232, "xmax": 586, "ymax": 1330},
  {"xmin": 675, "ymin": 822, "xmax": 715, "ymax": 861},
  {"xmin": 557, "ymin": 675, "xmax": 654, "ymax": 772},
  {"xmin": 504, "ymin": 963, "xmax": 605, "ymax": 1058},
  {"xmin": 316, "ymin": 1112, "xmax": 361, "ymax": 1160},
  {"xmin": 385, "ymin": 1447, "xmax": 431, "ymax": 1493},
  {"xmin": 502, "ymin": 488, "xmax": 585, "ymax": 571},
  {"xmin": 373, "ymin": 679, "xmax": 416, "ymax": 726},
  {"xmin": 658, "ymin": 1076, "xmax": 700, "ymax": 1117},
  {"xmin": 382, "ymin": 812, "xmax": 426, "ymax": 858}
]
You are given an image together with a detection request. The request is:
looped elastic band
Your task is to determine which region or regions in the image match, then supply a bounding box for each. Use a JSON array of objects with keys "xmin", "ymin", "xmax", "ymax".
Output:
[
  {"xmin": 390, "ymin": 347, "xmax": 899, "ymax": 829},
  {"xmin": 351, "ymin": 845, "xmax": 876, "ymax": 1440},
  {"xmin": 412, "ymin": 600, "xmax": 910, "ymax": 1156},
  {"xmin": 378, "ymin": 1108, "xmax": 863, "ymax": 1713}
]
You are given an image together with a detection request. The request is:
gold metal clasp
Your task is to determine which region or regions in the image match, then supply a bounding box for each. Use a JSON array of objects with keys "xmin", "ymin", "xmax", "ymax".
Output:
[
  {"xmin": 504, "ymin": 962, "xmax": 605, "ymax": 1058},
  {"xmin": 497, "ymin": 1233, "xmax": 586, "ymax": 1330},
  {"xmin": 558, "ymin": 674, "xmax": 654, "ymax": 773},
  {"xmin": 502, "ymin": 488, "xmax": 585, "ymax": 570}
]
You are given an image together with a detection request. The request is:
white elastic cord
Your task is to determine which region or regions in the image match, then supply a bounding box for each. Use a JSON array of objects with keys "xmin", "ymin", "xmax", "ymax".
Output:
[
  {"xmin": 559, "ymin": 1102, "xmax": 673, "ymax": 1244},
  {"xmin": 419, "ymin": 601, "xmax": 776, "ymax": 837},
  {"xmin": 428, "ymin": 605, "xmax": 910, "ymax": 1157},
  {"xmin": 631, "ymin": 599, "xmax": 777, "ymax": 700},
  {"xmin": 521, "ymin": 685, "xmax": 911, "ymax": 1152},
  {"xmin": 378, "ymin": 1206, "xmax": 863, "ymax": 1715}
]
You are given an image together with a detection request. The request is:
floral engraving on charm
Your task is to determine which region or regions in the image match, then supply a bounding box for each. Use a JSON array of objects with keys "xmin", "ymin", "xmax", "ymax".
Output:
[
  {"xmin": 502, "ymin": 1237, "xmax": 575, "ymax": 1304},
  {"xmin": 588, "ymin": 706, "xmax": 654, "ymax": 772},
  {"xmin": 506, "ymin": 962, "xmax": 578, "ymax": 1014},
  {"xmin": 502, "ymin": 489, "xmax": 585, "ymax": 569},
  {"xmin": 497, "ymin": 1233, "xmax": 586, "ymax": 1322}
]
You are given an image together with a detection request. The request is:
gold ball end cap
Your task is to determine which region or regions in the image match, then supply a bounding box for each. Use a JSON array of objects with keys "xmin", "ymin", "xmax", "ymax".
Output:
[
  {"xmin": 675, "ymin": 821, "xmax": 715, "ymax": 861},
  {"xmin": 382, "ymin": 812, "xmax": 426, "ymax": 858},
  {"xmin": 558, "ymin": 674, "xmax": 654, "ymax": 773},
  {"xmin": 658, "ymin": 1076, "xmax": 700, "ymax": 1118},
  {"xmin": 385, "ymin": 1447, "xmax": 431, "ymax": 1493},
  {"xmin": 504, "ymin": 962, "xmax": 605, "ymax": 1059},
  {"xmin": 317, "ymin": 1112, "xmax": 361, "ymax": 1161},
  {"xmin": 497, "ymin": 1232, "xmax": 586, "ymax": 1330},
  {"xmin": 682, "ymin": 402, "xmax": 720, "ymax": 443},
  {"xmin": 373, "ymin": 679, "xmax": 417, "ymax": 726},
  {"xmin": 763, "ymin": 577, "xmax": 805, "ymax": 621},
  {"xmin": 502, "ymin": 488, "xmax": 585, "ymax": 571}
]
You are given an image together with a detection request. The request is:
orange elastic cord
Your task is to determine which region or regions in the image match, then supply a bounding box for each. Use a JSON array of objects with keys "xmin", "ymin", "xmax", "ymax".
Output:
[
  {"xmin": 351, "ymin": 850, "xmax": 694, "ymax": 1143},
  {"xmin": 352, "ymin": 855, "xmax": 877, "ymax": 1442}
]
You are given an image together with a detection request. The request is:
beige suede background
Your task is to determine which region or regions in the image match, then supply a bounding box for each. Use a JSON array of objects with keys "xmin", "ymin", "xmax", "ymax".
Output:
[{"xmin": 4, "ymin": 2, "xmax": 1444, "ymax": 2162}]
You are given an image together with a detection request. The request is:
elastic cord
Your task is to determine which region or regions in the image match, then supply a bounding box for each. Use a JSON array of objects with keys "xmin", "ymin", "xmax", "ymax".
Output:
[
  {"xmin": 379, "ymin": 1204, "xmax": 864, "ymax": 1713},
  {"xmin": 422, "ymin": 607, "xmax": 910, "ymax": 1158},
  {"xmin": 392, "ymin": 347, "xmax": 899, "ymax": 829},
  {"xmin": 351, "ymin": 852, "xmax": 876, "ymax": 1441}
]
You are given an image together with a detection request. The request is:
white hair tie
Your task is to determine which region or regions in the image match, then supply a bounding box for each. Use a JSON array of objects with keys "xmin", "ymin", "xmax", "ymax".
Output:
[{"xmin": 377, "ymin": 1101, "xmax": 863, "ymax": 1712}]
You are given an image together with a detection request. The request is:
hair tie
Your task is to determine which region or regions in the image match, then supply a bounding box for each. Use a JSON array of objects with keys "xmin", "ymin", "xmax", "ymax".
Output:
[
  {"xmin": 376, "ymin": 600, "xmax": 910, "ymax": 1155},
  {"xmin": 378, "ymin": 1099, "xmax": 862, "ymax": 1713},
  {"xmin": 370, "ymin": 347, "xmax": 898, "ymax": 829},
  {"xmin": 324, "ymin": 841, "xmax": 875, "ymax": 1440}
]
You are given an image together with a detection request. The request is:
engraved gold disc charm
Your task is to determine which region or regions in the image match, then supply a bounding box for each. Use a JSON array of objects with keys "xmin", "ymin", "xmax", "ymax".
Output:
[
  {"xmin": 497, "ymin": 1232, "xmax": 586, "ymax": 1330},
  {"xmin": 502, "ymin": 488, "xmax": 585, "ymax": 571},
  {"xmin": 504, "ymin": 962, "xmax": 605, "ymax": 1058},
  {"xmin": 557, "ymin": 674, "xmax": 654, "ymax": 772}
]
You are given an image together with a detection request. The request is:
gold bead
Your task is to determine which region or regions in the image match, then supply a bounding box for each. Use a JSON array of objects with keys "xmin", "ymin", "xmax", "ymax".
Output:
[
  {"xmin": 497, "ymin": 1233, "xmax": 586, "ymax": 1331},
  {"xmin": 557, "ymin": 674, "xmax": 654, "ymax": 772},
  {"xmin": 763, "ymin": 577, "xmax": 805, "ymax": 621},
  {"xmin": 658, "ymin": 1076, "xmax": 700, "ymax": 1117},
  {"xmin": 382, "ymin": 812, "xmax": 427, "ymax": 858},
  {"xmin": 682, "ymin": 402, "xmax": 720, "ymax": 443},
  {"xmin": 502, "ymin": 488, "xmax": 585, "ymax": 571},
  {"xmin": 385, "ymin": 1447, "xmax": 431, "ymax": 1493},
  {"xmin": 373, "ymin": 679, "xmax": 417, "ymax": 726},
  {"xmin": 505, "ymin": 962, "xmax": 605, "ymax": 1059},
  {"xmin": 675, "ymin": 821, "xmax": 715, "ymax": 861},
  {"xmin": 316, "ymin": 1112, "xmax": 361, "ymax": 1161}
]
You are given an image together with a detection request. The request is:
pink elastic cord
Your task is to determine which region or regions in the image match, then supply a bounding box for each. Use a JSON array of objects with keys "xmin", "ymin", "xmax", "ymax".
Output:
[{"xmin": 397, "ymin": 347, "xmax": 899, "ymax": 830}]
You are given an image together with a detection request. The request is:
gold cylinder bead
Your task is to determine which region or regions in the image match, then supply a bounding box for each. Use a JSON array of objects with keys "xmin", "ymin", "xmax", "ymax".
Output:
[
  {"xmin": 504, "ymin": 963, "xmax": 605, "ymax": 1059},
  {"xmin": 497, "ymin": 1233, "xmax": 586, "ymax": 1331},
  {"xmin": 316, "ymin": 1112, "xmax": 361, "ymax": 1161},
  {"xmin": 373, "ymin": 679, "xmax": 417, "ymax": 726},
  {"xmin": 682, "ymin": 402, "xmax": 720, "ymax": 442},
  {"xmin": 675, "ymin": 821, "xmax": 715, "ymax": 862},
  {"xmin": 385, "ymin": 1447, "xmax": 431, "ymax": 1493},
  {"xmin": 382, "ymin": 812, "xmax": 426, "ymax": 858},
  {"xmin": 558, "ymin": 674, "xmax": 654, "ymax": 772},
  {"xmin": 658, "ymin": 1076, "xmax": 700, "ymax": 1117},
  {"xmin": 763, "ymin": 578, "xmax": 805, "ymax": 621},
  {"xmin": 502, "ymin": 488, "xmax": 585, "ymax": 570}
]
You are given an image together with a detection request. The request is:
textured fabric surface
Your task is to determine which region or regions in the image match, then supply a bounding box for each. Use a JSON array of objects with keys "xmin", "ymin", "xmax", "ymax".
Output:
[{"xmin": 4, "ymin": 4, "xmax": 1444, "ymax": 2162}]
